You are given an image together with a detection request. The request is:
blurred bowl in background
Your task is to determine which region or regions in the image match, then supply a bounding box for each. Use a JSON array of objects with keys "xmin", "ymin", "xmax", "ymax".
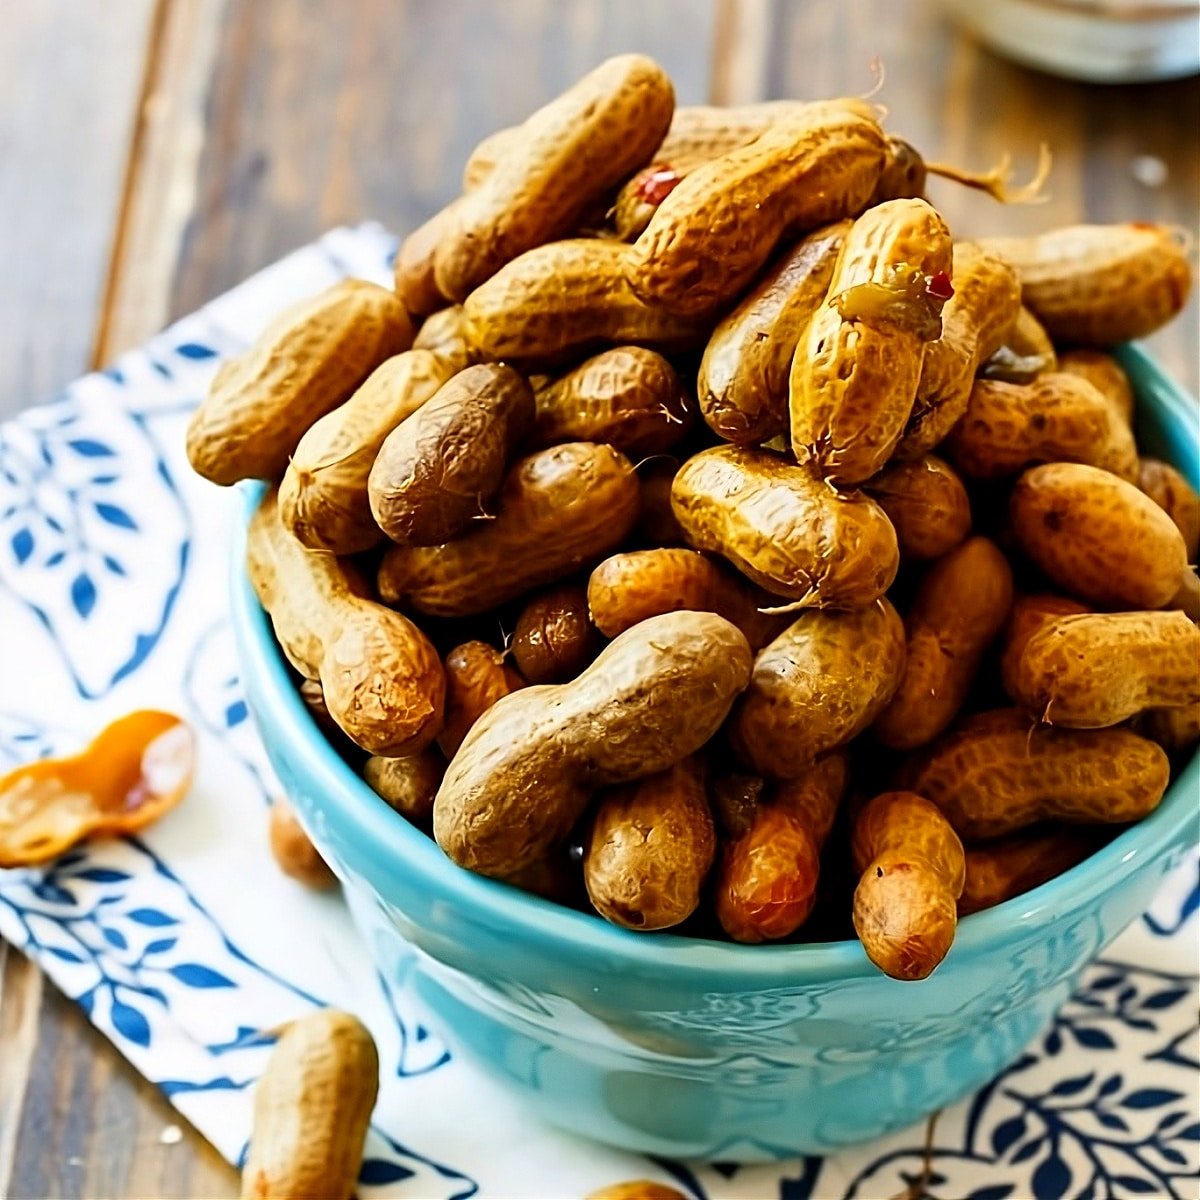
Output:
[{"xmin": 939, "ymin": 0, "xmax": 1200, "ymax": 82}]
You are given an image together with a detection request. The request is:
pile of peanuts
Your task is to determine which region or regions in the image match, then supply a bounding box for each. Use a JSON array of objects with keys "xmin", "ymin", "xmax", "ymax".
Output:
[{"xmin": 187, "ymin": 55, "xmax": 1199, "ymax": 982}]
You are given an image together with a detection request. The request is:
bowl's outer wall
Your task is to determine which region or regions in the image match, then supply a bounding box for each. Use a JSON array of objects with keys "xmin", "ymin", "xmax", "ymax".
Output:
[{"xmin": 231, "ymin": 345, "xmax": 1199, "ymax": 1160}]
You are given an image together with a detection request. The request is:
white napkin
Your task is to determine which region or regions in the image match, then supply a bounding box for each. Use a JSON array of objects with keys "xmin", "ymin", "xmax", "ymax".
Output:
[{"xmin": 1, "ymin": 223, "xmax": 1196, "ymax": 1199}]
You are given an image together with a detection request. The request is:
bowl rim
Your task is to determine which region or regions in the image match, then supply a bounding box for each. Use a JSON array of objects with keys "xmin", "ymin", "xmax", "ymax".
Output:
[{"xmin": 231, "ymin": 342, "xmax": 1200, "ymax": 987}]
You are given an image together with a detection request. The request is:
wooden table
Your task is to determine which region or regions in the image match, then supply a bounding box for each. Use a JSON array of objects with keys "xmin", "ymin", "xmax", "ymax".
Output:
[{"xmin": 1, "ymin": 1, "xmax": 1196, "ymax": 1194}]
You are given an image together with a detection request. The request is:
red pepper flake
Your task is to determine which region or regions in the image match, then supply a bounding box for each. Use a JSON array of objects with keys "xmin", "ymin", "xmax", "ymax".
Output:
[
  {"xmin": 925, "ymin": 270, "xmax": 954, "ymax": 302},
  {"xmin": 638, "ymin": 165, "xmax": 682, "ymax": 206}
]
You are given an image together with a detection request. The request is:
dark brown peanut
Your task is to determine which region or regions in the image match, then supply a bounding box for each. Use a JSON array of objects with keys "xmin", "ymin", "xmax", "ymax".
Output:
[
  {"xmin": 368, "ymin": 363, "xmax": 534, "ymax": 546},
  {"xmin": 378, "ymin": 443, "xmax": 640, "ymax": 617},
  {"xmin": 511, "ymin": 584, "xmax": 599, "ymax": 683}
]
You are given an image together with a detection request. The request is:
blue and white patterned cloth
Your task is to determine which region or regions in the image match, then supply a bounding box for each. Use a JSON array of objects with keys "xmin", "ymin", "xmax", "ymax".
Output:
[{"xmin": 1, "ymin": 224, "xmax": 1197, "ymax": 1199}]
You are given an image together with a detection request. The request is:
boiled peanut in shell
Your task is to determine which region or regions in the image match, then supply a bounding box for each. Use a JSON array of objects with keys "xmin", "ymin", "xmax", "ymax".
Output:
[{"xmin": 433, "ymin": 611, "xmax": 751, "ymax": 878}]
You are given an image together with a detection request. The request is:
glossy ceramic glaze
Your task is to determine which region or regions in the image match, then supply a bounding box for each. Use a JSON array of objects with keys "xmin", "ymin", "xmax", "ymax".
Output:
[
  {"xmin": 939, "ymin": 0, "xmax": 1200, "ymax": 83},
  {"xmin": 230, "ymin": 345, "xmax": 1198, "ymax": 1161}
]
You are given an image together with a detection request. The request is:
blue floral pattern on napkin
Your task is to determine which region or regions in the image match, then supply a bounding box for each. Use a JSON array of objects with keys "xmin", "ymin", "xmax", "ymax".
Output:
[{"xmin": 0, "ymin": 225, "xmax": 1195, "ymax": 1199}]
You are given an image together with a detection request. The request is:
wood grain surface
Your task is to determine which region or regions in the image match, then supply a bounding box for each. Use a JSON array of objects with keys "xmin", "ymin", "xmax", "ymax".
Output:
[{"xmin": 1, "ymin": 0, "xmax": 1197, "ymax": 1195}]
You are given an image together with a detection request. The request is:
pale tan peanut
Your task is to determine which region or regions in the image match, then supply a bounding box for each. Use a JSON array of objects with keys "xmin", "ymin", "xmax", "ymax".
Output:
[
  {"xmin": 1139, "ymin": 703, "xmax": 1200, "ymax": 753},
  {"xmin": 585, "ymin": 1183, "xmax": 688, "ymax": 1200},
  {"xmin": 900, "ymin": 708, "xmax": 1170, "ymax": 839},
  {"xmin": 411, "ymin": 304, "xmax": 478, "ymax": 374},
  {"xmin": 1059, "ymin": 349, "xmax": 1135, "ymax": 425},
  {"xmin": 368, "ymin": 363, "xmax": 534, "ymax": 546},
  {"xmin": 394, "ymin": 204, "xmax": 458, "ymax": 316},
  {"xmin": 583, "ymin": 756, "xmax": 715, "ymax": 931},
  {"xmin": 636, "ymin": 458, "xmax": 688, "ymax": 547},
  {"xmin": 732, "ymin": 600, "xmax": 906, "ymax": 777},
  {"xmin": 897, "ymin": 243, "xmax": 1022, "ymax": 458},
  {"xmin": 438, "ymin": 641, "xmax": 525, "ymax": 759},
  {"xmin": 629, "ymin": 103, "xmax": 886, "ymax": 316},
  {"xmin": 278, "ymin": 350, "xmax": 456, "ymax": 554},
  {"xmin": 241, "ymin": 1010, "xmax": 378, "ymax": 1200},
  {"xmin": 945, "ymin": 373, "xmax": 1139, "ymax": 482},
  {"xmin": 851, "ymin": 791, "xmax": 965, "ymax": 981},
  {"xmin": 670, "ymin": 446, "xmax": 900, "ymax": 606},
  {"xmin": 977, "ymin": 222, "xmax": 1192, "ymax": 344},
  {"xmin": 434, "ymin": 611, "xmax": 752, "ymax": 878},
  {"xmin": 268, "ymin": 798, "xmax": 337, "ymax": 890},
  {"xmin": 1008, "ymin": 610, "xmax": 1200, "ymax": 727},
  {"xmin": 1139, "ymin": 457, "xmax": 1200, "ymax": 562},
  {"xmin": 378, "ymin": 442, "xmax": 640, "ymax": 617},
  {"xmin": 979, "ymin": 305, "xmax": 1058, "ymax": 383},
  {"xmin": 612, "ymin": 101, "xmax": 859, "ymax": 240},
  {"xmin": 1009, "ymin": 462, "xmax": 1189, "ymax": 609},
  {"xmin": 790, "ymin": 198, "xmax": 954, "ymax": 483},
  {"xmin": 715, "ymin": 753, "xmax": 847, "ymax": 943},
  {"xmin": 530, "ymin": 346, "xmax": 691, "ymax": 455},
  {"xmin": 863, "ymin": 455, "xmax": 972, "ymax": 560},
  {"xmin": 959, "ymin": 827, "xmax": 1105, "ymax": 916},
  {"xmin": 463, "ymin": 239, "xmax": 708, "ymax": 362},
  {"xmin": 1000, "ymin": 593, "xmax": 1091, "ymax": 701},
  {"xmin": 362, "ymin": 750, "xmax": 444, "ymax": 825},
  {"xmin": 511, "ymin": 584, "xmax": 599, "ymax": 684},
  {"xmin": 469, "ymin": 100, "xmax": 822, "ymax": 196},
  {"xmin": 188, "ymin": 280, "xmax": 413, "ymax": 485},
  {"xmin": 698, "ymin": 222, "xmax": 849, "ymax": 446},
  {"xmin": 431, "ymin": 54, "xmax": 675, "ymax": 301},
  {"xmin": 587, "ymin": 548, "xmax": 790, "ymax": 651},
  {"xmin": 876, "ymin": 538, "xmax": 1014, "ymax": 751},
  {"xmin": 247, "ymin": 490, "xmax": 444, "ymax": 756}
]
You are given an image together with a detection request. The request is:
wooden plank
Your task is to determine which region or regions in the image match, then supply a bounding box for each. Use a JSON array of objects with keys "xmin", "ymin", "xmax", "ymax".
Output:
[
  {"xmin": 0, "ymin": 0, "xmax": 157, "ymax": 415},
  {"xmin": 168, "ymin": 0, "xmax": 718, "ymax": 317},
  {"xmin": 5, "ymin": 970, "xmax": 237, "ymax": 1200},
  {"xmin": 90, "ymin": 0, "xmax": 231, "ymax": 363},
  {"xmin": 0, "ymin": 947, "xmax": 41, "ymax": 1191}
]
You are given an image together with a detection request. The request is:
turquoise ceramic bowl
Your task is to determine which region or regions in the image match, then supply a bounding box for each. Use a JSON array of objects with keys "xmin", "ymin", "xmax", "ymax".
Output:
[{"xmin": 230, "ymin": 345, "xmax": 1198, "ymax": 1162}]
